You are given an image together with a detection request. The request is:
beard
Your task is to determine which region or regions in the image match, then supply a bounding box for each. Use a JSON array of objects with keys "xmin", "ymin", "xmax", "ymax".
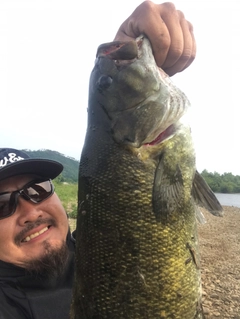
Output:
[
  {"xmin": 23, "ymin": 239, "xmax": 70, "ymax": 279},
  {"xmin": 14, "ymin": 218, "xmax": 70, "ymax": 278}
]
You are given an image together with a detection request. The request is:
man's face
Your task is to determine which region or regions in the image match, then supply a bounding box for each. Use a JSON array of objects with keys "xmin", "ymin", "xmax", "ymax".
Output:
[{"xmin": 0, "ymin": 175, "xmax": 69, "ymax": 268}]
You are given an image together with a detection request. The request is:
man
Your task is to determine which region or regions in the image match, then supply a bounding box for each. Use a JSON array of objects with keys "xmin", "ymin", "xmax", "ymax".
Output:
[
  {"xmin": 0, "ymin": 148, "xmax": 75, "ymax": 318},
  {"xmin": 0, "ymin": 2, "xmax": 196, "ymax": 318}
]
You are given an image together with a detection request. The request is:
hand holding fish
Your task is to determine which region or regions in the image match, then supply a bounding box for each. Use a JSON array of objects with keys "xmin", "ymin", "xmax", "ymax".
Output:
[{"xmin": 114, "ymin": 1, "xmax": 196, "ymax": 76}]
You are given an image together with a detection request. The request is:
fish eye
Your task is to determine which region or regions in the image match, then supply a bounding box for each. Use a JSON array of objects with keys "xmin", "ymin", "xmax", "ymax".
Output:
[{"xmin": 97, "ymin": 75, "xmax": 113, "ymax": 91}]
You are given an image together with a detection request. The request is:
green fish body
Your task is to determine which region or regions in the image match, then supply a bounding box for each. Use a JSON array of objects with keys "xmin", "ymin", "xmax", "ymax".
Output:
[{"xmin": 71, "ymin": 36, "xmax": 222, "ymax": 319}]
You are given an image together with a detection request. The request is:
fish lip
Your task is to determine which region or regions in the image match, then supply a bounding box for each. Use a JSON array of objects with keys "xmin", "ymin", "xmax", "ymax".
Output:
[
  {"xmin": 96, "ymin": 36, "xmax": 144, "ymax": 62},
  {"xmin": 143, "ymin": 124, "xmax": 176, "ymax": 146},
  {"xmin": 20, "ymin": 224, "xmax": 51, "ymax": 243},
  {"xmin": 113, "ymin": 37, "xmax": 144, "ymax": 66}
]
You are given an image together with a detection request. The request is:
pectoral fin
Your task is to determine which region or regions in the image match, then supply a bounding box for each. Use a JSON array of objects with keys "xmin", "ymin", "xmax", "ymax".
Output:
[
  {"xmin": 152, "ymin": 153, "xmax": 184, "ymax": 223},
  {"xmin": 192, "ymin": 170, "xmax": 223, "ymax": 217}
]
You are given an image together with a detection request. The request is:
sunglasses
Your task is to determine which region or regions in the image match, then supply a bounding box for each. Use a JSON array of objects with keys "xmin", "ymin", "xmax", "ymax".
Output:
[{"xmin": 0, "ymin": 179, "xmax": 54, "ymax": 220}]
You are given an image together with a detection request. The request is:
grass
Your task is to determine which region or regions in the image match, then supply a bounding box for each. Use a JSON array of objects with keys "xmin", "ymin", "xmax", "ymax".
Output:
[
  {"xmin": 68, "ymin": 218, "xmax": 77, "ymax": 232},
  {"xmin": 53, "ymin": 181, "xmax": 78, "ymax": 218}
]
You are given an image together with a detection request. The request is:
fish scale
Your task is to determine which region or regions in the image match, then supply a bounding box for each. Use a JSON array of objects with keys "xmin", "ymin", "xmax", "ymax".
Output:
[
  {"xmin": 72, "ymin": 141, "xmax": 201, "ymax": 318},
  {"xmin": 71, "ymin": 36, "xmax": 222, "ymax": 319}
]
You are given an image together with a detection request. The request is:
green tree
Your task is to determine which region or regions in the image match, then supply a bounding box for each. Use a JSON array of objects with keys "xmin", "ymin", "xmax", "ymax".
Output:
[
  {"xmin": 54, "ymin": 174, "xmax": 64, "ymax": 184},
  {"xmin": 200, "ymin": 170, "xmax": 240, "ymax": 194}
]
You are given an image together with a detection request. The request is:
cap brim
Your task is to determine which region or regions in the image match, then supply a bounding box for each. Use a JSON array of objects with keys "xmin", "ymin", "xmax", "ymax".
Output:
[{"xmin": 0, "ymin": 159, "xmax": 63, "ymax": 181}]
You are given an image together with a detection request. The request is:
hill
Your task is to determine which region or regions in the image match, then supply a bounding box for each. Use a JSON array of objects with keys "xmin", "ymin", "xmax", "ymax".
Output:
[{"xmin": 23, "ymin": 149, "xmax": 79, "ymax": 183}]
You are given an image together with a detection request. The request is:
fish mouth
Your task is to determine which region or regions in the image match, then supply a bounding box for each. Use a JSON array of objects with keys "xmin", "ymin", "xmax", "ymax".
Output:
[
  {"xmin": 144, "ymin": 124, "xmax": 176, "ymax": 146},
  {"xmin": 96, "ymin": 37, "xmax": 143, "ymax": 61}
]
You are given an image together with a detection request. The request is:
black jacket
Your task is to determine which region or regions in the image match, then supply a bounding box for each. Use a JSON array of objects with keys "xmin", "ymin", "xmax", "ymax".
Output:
[{"xmin": 0, "ymin": 231, "xmax": 75, "ymax": 319}]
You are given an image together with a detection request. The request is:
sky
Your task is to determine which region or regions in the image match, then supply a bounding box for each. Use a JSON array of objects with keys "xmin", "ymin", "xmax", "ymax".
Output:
[{"xmin": 1, "ymin": 0, "xmax": 240, "ymax": 175}]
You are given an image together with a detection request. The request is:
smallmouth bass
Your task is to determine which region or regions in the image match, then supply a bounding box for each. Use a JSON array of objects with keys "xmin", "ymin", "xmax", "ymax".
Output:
[{"xmin": 71, "ymin": 36, "xmax": 223, "ymax": 319}]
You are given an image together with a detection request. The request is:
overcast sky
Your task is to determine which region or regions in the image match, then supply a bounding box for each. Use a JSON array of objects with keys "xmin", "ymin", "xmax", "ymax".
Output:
[{"xmin": 1, "ymin": 0, "xmax": 240, "ymax": 175}]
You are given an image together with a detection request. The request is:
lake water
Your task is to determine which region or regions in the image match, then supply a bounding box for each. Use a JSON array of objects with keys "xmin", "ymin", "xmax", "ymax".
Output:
[{"xmin": 215, "ymin": 193, "xmax": 240, "ymax": 208}]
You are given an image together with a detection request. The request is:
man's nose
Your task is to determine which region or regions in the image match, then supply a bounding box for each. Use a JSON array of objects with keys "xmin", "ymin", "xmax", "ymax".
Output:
[{"xmin": 16, "ymin": 196, "xmax": 43, "ymax": 225}]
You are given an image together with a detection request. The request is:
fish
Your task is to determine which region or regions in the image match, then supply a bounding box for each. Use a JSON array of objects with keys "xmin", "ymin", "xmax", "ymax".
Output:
[{"xmin": 70, "ymin": 35, "xmax": 223, "ymax": 319}]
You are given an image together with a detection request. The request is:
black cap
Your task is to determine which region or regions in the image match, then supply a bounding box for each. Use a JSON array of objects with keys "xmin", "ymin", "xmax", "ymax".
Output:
[{"xmin": 0, "ymin": 148, "xmax": 63, "ymax": 181}]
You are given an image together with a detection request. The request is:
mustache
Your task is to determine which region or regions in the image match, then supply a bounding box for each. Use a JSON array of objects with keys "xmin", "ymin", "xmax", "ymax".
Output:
[{"xmin": 15, "ymin": 218, "xmax": 57, "ymax": 245}]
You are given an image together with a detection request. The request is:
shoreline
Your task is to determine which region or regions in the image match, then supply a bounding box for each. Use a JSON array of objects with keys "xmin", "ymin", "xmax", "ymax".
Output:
[{"xmin": 198, "ymin": 205, "xmax": 240, "ymax": 318}]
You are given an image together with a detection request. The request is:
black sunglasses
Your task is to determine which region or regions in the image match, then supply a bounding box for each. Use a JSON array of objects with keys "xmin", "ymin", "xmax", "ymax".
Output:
[{"xmin": 0, "ymin": 179, "xmax": 54, "ymax": 220}]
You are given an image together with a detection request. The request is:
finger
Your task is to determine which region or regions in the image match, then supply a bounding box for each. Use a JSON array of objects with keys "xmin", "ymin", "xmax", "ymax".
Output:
[
  {"xmin": 114, "ymin": 1, "xmax": 155, "ymax": 40},
  {"xmin": 180, "ymin": 20, "xmax": 196, "ymax": 71},
  {"xmin": 163, "ymin": 18, "xmax": 196, "ymax": 76},
  {"xmin": 160, "ymin": 3, "xmax": 184, "ymax": 70}
]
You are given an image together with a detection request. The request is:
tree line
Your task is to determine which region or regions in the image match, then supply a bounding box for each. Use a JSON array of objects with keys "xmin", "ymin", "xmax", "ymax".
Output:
[
  {"xmin": 22, "ymin": 149, "xmax": 240, "ymax": 194},
  {"xmin": 201, "ymin": 170, "xmax": 240, "ymax": 193}
]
